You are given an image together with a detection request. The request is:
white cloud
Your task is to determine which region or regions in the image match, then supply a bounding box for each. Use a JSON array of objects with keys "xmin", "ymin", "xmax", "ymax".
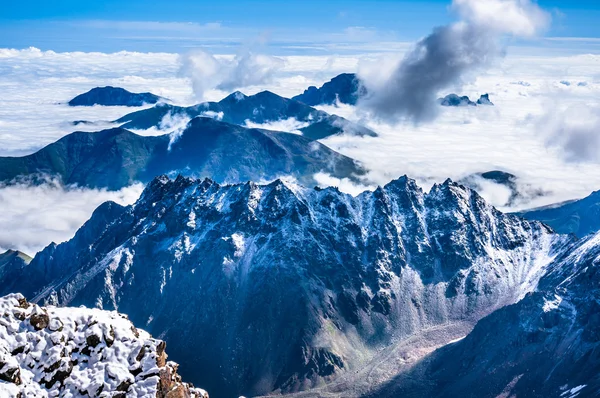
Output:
[
  {"xmin": 244, "ymin": 118, "xmax": 309, "ymax": 134},
  {"xmin": 178, "ymin": 50, "xmax": 285, "ymax": 101},
  {"xmin": 452, "ymin": 0, "xmax": 550, "ymax": 37},
  {"xmin": 537, "ymin": 105, "xmax": 600, "ymax": 163},
  {"xmin": 0, "ymin": 179, "xmax": 143, "ymax": 255}
]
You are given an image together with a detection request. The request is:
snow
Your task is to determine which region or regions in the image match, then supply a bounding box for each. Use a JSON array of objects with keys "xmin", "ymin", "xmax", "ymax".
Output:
[
  {"xmin": 561, "ymin": 385, "xmax": 587, "ymax": 397},
  {"xmin": 0, "ymin": 293, "xmax": 207, "ymax": 397},
  {"xmin": 543, "ymin": 294, "xmax": 563, "ymax": 312}
]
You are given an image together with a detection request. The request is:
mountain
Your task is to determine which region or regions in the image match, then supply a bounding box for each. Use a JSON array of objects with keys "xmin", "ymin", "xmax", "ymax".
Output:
[
  {"xmin": 292, "ymin": 73, "xmax": 366, "ymax": 106},
  {"xmin": 459, "ymin": 170, "xmax": 545, "ymax": 208},
  {"xmin": 0, "ymin": 293, "xmax": 207, "ymax": 397},
  {"xmin": 0, "ymin": 117, "xmax": 365, "ymax": 190},
  {"xmin": 519, "ymin": 190, "xmax": 600, "ymax": 237},
  {"xmin": 476, "ymin": 93, "xmax": 494, "ymax": 105},
  {"xmin": 68, "ymin": 86, "xmax": 165, "ymax": 107},
  {"xmin": 1, "ymin": 175, "xmax": 571, "ymax": 397},
  {"xmin": 0, "ymin": 250, "xmax": 31, "ymax": 281},
  {"xmin": 115, "ymin": 90, "xmax": 377, "ymax": 140},
  {"xmin": 439, "ymin": 94, "xmax": 494, "ymax": 107},
  {"xmin": 367, "ymin": 231, "xmax": 600, "ymax": 398},
  {"xmin": 439, "ymin": 94, "xmax": 477, "ymax": 107}
]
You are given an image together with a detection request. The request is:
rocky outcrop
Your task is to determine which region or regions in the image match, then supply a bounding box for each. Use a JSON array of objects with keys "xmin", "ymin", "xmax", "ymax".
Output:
[
  {"xmin": 292, "ymin": 73, "xmax": 366, "ymax": 106},
  {"xmin": 1, "ymin": 175, "xmax": 572, "ymax": 397},
  {"xmin": 68, "ymin": 86, "xmax": 166, "ymax": 107},
  {"xmin": 0, "ymin": 293, "xmax": 207, "ymax": 397}
]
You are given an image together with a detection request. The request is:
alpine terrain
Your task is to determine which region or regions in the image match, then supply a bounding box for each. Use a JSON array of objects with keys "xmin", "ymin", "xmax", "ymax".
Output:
[{"xmin": 0, "ymin": 174, "xmax": 574, "ymax": 397}]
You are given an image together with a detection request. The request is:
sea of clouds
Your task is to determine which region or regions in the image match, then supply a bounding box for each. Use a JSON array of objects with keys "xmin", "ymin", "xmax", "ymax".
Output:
[{"xmin": 0, "ymin": 35, "xmax": 599, "ymax": 254}]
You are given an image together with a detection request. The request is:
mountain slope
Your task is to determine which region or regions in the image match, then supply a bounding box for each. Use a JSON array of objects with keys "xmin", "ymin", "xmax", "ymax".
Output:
[
  {"xmin": 1, "ymin": 175, "xmax": 570, "ymax": 397},
  {"xmin": 367, "ymin": 231, "xmax": 600, "ymax": 398},
  {"xmin": 115, "ymin": 90, "xmax": 377, "ymax": 140},
  {"xmin": 68, "ymin": 86, "xmax": 165, "ymax": 107},
  {"xmin": 0, "ymin": 293, "xmax": 207, "ymax": 397},
  {"xmin": 0, "ymin": 117, "xmax": 365, "ymax": 190},
  {"xmin": 519, "ymin": 190, "xmax": 600, "ymax": 237},
  {"xmin": 292, "ymin": 73, "xmax": 366, "ymax": 106}
]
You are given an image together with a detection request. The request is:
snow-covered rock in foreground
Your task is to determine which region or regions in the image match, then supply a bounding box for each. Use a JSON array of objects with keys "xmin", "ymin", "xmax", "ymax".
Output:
[{"xmin": 0, "ymin": 293, "xmax": 207, "ymax": 398}]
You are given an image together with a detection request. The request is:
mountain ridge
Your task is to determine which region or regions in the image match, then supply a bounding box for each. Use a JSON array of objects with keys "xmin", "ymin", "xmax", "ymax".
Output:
[{"xmin": 0, "ymin": 174, "xmax": 572, "ymax": 397}]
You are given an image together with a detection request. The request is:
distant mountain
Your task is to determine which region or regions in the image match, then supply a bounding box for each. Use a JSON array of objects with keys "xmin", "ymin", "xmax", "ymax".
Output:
[
  {"xmin": 0, "ymin": 293, "xmax": 207, "ymax": 397},
  {"xmin": 519, "ymin": 190, "xmax": 600, "ymax": 237},
  {"xmin": 2, "ymin": 175, "xmax": 570, "ymax": 397},
  {"xmin": 459, "ymin": 170, "xmax": 545, "ymax": 208},
  {"xmin": 68, "ymin": 86, "xmax": 166, "ymax": 107},
  {"xmin": 0, "ymin": 250, "xmax": 31, "ymax": 280},
  {"xmin": 367, "ymin": 231, "xmax": 600, "ymax": 398},
  {"xmin": 439, "ymin": 93, "xmax": 494, "ymax": 107},
  {"xmin": 439, "ymin": 94, "xmax": 476, "ymax": 107},
  {"xmin": 0, "ymin": 117, "xmax": 365, "ymax": 190},
  {"xmin": 476, "ymin": 93, "xmax": 494, "ymax": 105},
  {"xmin": 292, "ymin": 73, "xmax": 366, "ymax": 106},
  {"xmin": 115, "ymin": 90, "xmax": 377, "ymax": 140}
]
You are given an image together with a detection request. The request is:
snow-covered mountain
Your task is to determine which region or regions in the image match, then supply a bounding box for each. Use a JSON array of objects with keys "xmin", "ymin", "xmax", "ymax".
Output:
[
  {"xmin": 367, "ymin": 230, "xmax": 600, "ymax": 398},
  {"xmin": 0, "ymin": 293, "xmax": 207, "ymax": 397},
  {"xmin": 1, "ymin": 175, "xmax": 573, "ymax": 397},
  {"xmin": 519, "ymin": 190, "xmax": 600, "ymax": 237}
]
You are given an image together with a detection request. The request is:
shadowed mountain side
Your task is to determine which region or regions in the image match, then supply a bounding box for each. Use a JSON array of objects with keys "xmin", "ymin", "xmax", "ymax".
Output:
[{"xmin": 0, "ymin": 117, "xmax": 366, "ymax": 190}]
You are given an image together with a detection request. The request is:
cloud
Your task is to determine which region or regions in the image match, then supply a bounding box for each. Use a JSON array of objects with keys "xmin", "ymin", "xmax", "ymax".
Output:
[
  {"xmin": 0, "ymin": 178, "xmax": 143, "ymax": 255},
  {"xmin": 539, "ymin": 105, "xmax": 600, "ymax": 163},
  {"xmin": 360, "ymin": 0, "xmax": 550, "ymax": 123},
  {"xmin": 179, "ymin": 49, "xmax": 285, "ymax": 100},
  {"xmin": 244, "ymin": 118, "xmax": 308, "ymax": 135}
]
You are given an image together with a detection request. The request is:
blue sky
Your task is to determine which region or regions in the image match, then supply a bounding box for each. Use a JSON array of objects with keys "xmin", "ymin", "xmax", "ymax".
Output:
[{"xmin": 1, "ymin": 0, "xmax": 599, "ymax": 53}]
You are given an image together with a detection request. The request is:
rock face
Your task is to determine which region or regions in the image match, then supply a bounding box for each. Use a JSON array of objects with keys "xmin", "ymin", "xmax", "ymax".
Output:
[
  {"xmin": 115, "ymin": 90, "xmax": 377, "ymax": 140},
  {"xmin": 520, "ymin": 190, "xmax": 600, "ymax": 237},
  {"xmin": 0, "ymin": 117, "xmax": 365, "ymax": 190},
  {"xmin": 292, "ymin": 73, "xmax": 366, "ymax": 106},
  {"xmin": 368, "ymin": 231, "xmax": 600, "ymax": 398},
  {"xmin": 1, "ymin": 175, "xmax": 571, "ymax": 397},
  {"xmin": 68, "ymin": 86, "xmax": 165, "ymax": 107},
  {"xmin": 0, "ymin": 293, "xmax": 207, "ymax": 397}
]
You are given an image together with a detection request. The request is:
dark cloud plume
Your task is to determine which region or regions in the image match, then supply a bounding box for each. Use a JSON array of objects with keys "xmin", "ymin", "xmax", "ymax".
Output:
[{"xmin": 361, "ymin": 0, "xmax": 549, "ymax": 123}]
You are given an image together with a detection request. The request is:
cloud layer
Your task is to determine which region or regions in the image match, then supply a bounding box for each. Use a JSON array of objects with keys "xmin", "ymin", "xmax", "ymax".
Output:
[{"xmin": 0, "ymin": 178, "xmax": 143, "ymax": 255}]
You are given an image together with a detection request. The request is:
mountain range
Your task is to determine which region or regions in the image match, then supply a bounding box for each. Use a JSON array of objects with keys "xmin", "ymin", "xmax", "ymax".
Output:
[
  {"xmin": 0, "ymin": 117, "xmax": 365, "ymax": 190},
  {"xmin": 68, "ymin": 86, "xmax": 166, "ymax": 107},
  {"xmin": 115, "ymin": 90, "xmax": 377, "ymax": 140},
  {"xmin": 0, "ymin": 174, "xmax": 575, "ymax": 397}
]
